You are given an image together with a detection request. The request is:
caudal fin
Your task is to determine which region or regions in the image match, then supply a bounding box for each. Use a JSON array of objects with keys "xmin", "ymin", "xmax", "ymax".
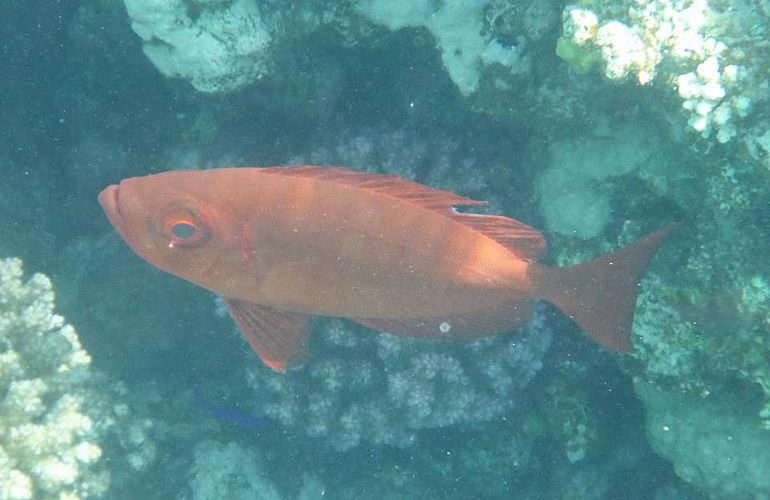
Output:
[{"xmin": 533, "ymin": 225, "xmax": 677, "ymax": 352}]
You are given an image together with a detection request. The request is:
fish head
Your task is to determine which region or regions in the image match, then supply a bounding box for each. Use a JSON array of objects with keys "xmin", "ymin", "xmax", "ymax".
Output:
[{"xmin": 98, "ymin": 171, "xmax": 255, "ymax": 294}]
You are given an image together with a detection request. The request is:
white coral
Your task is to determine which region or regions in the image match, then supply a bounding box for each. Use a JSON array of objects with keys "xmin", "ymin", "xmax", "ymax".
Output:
[
  {"xmin": 0, "ymin": 258, "xmax": 123, "ymax": 499},
  {"xmin": 357, "ymin": 0, "xmax": 534, "ymax": 96},
  {"xmin": 124, "ymin": 0, "xmax": 273, "ymax": 93},
  {"xmin": 560, "ymin": 1, "xmax": 768, "ymax": 143}
]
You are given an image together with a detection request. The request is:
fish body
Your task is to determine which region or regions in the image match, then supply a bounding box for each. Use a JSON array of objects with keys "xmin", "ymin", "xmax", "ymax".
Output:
[{"xmin": 99, "ymin": 166, "xmax": 674, "ymax": 371}]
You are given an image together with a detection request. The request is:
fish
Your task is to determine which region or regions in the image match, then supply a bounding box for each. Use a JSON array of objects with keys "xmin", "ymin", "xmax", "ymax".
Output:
[
  {"xmin": 98, "ymin": 166, "xmax": 675, "ymax": 372},
  {"xmin": 192, "ymin": 384, "xmax": 268, "ymax": 430}
]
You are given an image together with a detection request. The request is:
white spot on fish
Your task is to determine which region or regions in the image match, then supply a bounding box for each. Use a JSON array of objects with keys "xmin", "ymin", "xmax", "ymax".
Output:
[{"xmin": 439, "ymin": 321, "xmax": 451, "ymax": 334}]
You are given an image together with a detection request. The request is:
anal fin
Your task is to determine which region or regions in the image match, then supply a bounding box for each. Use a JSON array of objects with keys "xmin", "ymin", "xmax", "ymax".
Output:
[{"xmin": 224, "ymin": 298, "xmax": 310, "ymax": 372}]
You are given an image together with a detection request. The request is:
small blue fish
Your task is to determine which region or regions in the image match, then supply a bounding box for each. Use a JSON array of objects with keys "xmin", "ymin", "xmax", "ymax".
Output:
[{"xmin": 192, "ymin": 384, "xmax": 268, "ymax": 430}]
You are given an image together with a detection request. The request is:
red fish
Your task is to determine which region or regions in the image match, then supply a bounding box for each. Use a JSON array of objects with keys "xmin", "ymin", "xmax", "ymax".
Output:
[{"xmin": 98, "ymin": 166, "xmax": 674, "ymax": 372}]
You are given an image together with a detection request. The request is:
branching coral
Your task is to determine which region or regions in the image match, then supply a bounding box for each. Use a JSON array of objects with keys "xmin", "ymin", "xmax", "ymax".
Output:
[
  {"xmin": 0, "ymin": 258, "xmax": 157, "ymax": 499},
  {"xmin": 0, "ymin": 258, "xmax": 108, "ymax": 499},
  {"xmin": 558, "ymin": 1, "xmax": 770, "ymax": 143}
]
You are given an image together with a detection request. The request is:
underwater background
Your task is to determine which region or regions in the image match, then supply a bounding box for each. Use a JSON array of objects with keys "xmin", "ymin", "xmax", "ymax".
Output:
[{"xmin": 1, "ymin": 0, "xmax": 769, "ymax": 498}]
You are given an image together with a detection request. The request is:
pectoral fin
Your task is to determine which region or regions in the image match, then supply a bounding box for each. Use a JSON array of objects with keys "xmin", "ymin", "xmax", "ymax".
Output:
[{"xmin": 224, "ymin": 298, "xmax": 310, "ymax": 372}]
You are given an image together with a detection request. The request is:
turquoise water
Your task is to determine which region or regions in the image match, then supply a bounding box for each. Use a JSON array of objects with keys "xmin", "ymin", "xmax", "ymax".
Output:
[{"xmin": 2, "ymin": 1, "xmax": 769, "ymax": 499}]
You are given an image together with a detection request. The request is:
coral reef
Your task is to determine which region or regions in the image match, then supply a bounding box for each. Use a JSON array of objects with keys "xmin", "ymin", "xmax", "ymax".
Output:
[
  {"xmin": 123, "ymin": 0, "xmax": 274, "ymax": 93},
  {"xmin": 0, "ymin": 258, "xmax": 158, "ymax": 499},
  {"xmin": 536, "ymin": 118, "xmax": 662, "ymax": 239},
  {"xmin": 637, "ymin": 382, "xmax": 770, "ymax": 499},
  {"xmin": 188, "ymin": 440, "xmax": 281, "ymax": 500},
  {"xmin": 247, "ymin": 311, "xmax": 552, "ymax": 451},
  {"xmin": 631, "ymin": 222, "xmax": 770, "ymax": 427},
  {"xmin": 187, "ymin": 440, "xmax": 325, "ymax": 500},
  {"xmin": 531, "ymin": 94, "xmax": 770, "ymax": 498},
  {"xmin": 0, "ymin": 256, "xmax": 169, "ymax": 499},
  {"xmin": 0, "ymin": 257, "xmax": 108, "ymax": 499},
  {"xmin": 558, "ymin": 1, "xmax": 770, "ymax": 143},
  {"xmin": 8, "ymin": 0, "xmax": 770, "ymax": 497},
  {"xmin": 356, "ymin": 0, "xmax": 558, "ymax": 96}
]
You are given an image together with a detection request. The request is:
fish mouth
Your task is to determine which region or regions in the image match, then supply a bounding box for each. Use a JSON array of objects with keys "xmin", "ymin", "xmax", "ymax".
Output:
[{"xmin": 98, "ymin": 184, "xmax": 129, "ymax": 238}]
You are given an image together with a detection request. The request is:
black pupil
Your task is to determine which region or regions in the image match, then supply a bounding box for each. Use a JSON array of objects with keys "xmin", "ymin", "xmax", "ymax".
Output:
[{"xmin": 171, "ymin": 222, "xmax": 197, "ymax": 240}]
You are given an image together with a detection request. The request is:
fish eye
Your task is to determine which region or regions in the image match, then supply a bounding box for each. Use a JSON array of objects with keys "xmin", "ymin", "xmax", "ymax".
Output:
[
  {"xmin": 171, "ymin": 221, "xmax": 196, "ymax": 240},
  {"xmin": 162, "ymin": 212, "xmax": 209, "ymax": 248}
]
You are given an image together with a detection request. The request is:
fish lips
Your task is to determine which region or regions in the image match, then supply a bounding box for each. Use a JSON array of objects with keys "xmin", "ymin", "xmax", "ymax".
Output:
[
  {"xmin": 98, "ymin": 183, "xmax": 137, "ymax": 250},
  {"xmin": 98, "ymin": 184, "xmax": 125, "ymax": 232}
]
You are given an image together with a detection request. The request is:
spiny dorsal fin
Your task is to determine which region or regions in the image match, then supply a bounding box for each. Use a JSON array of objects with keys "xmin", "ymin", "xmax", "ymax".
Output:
[
  {"xmin": 260, "ymin": 165, "xmax": 486, "ymax": 210},
  {"xmin": 260, "ymin": 165, "xmax": 546, "ymax": 261}
]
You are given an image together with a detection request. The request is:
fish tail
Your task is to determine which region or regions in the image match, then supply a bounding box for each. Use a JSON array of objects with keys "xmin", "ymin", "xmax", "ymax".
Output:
[{"xmin": 532, "ymin": 224, "xmax": 677, "ymax": 351}]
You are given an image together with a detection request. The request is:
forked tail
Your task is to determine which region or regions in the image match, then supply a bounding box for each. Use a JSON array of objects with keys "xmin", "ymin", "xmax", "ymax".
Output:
[{"xmin": 533, "ymin": 225, "xmax": 677, "ymax": 352}]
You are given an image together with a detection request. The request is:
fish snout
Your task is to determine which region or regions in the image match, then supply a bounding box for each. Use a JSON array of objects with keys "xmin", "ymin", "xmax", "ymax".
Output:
[
  {"xmin": 98, "ymin": 183, "xmax": 139, "ymax": 249},
  {"xmin": 98, "ymin": 181, "xmax": 158, "ymax": 261},
  {"xmin": 98, "ymin": 184, "xmax": 125, "ymax": 229}
]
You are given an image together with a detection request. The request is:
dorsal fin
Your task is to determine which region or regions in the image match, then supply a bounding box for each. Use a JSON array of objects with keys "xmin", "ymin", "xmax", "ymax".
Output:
[
  {"xmin": 452, "ymin": 213, "xmax": 546, "ymax": 261},
  {"xmin": 260, "ymin": 165, "xmax": 486, "ymax": 210},
  {"xmin": 260, "ymin": 165, "xmax": 546, "ymax": 261}
]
